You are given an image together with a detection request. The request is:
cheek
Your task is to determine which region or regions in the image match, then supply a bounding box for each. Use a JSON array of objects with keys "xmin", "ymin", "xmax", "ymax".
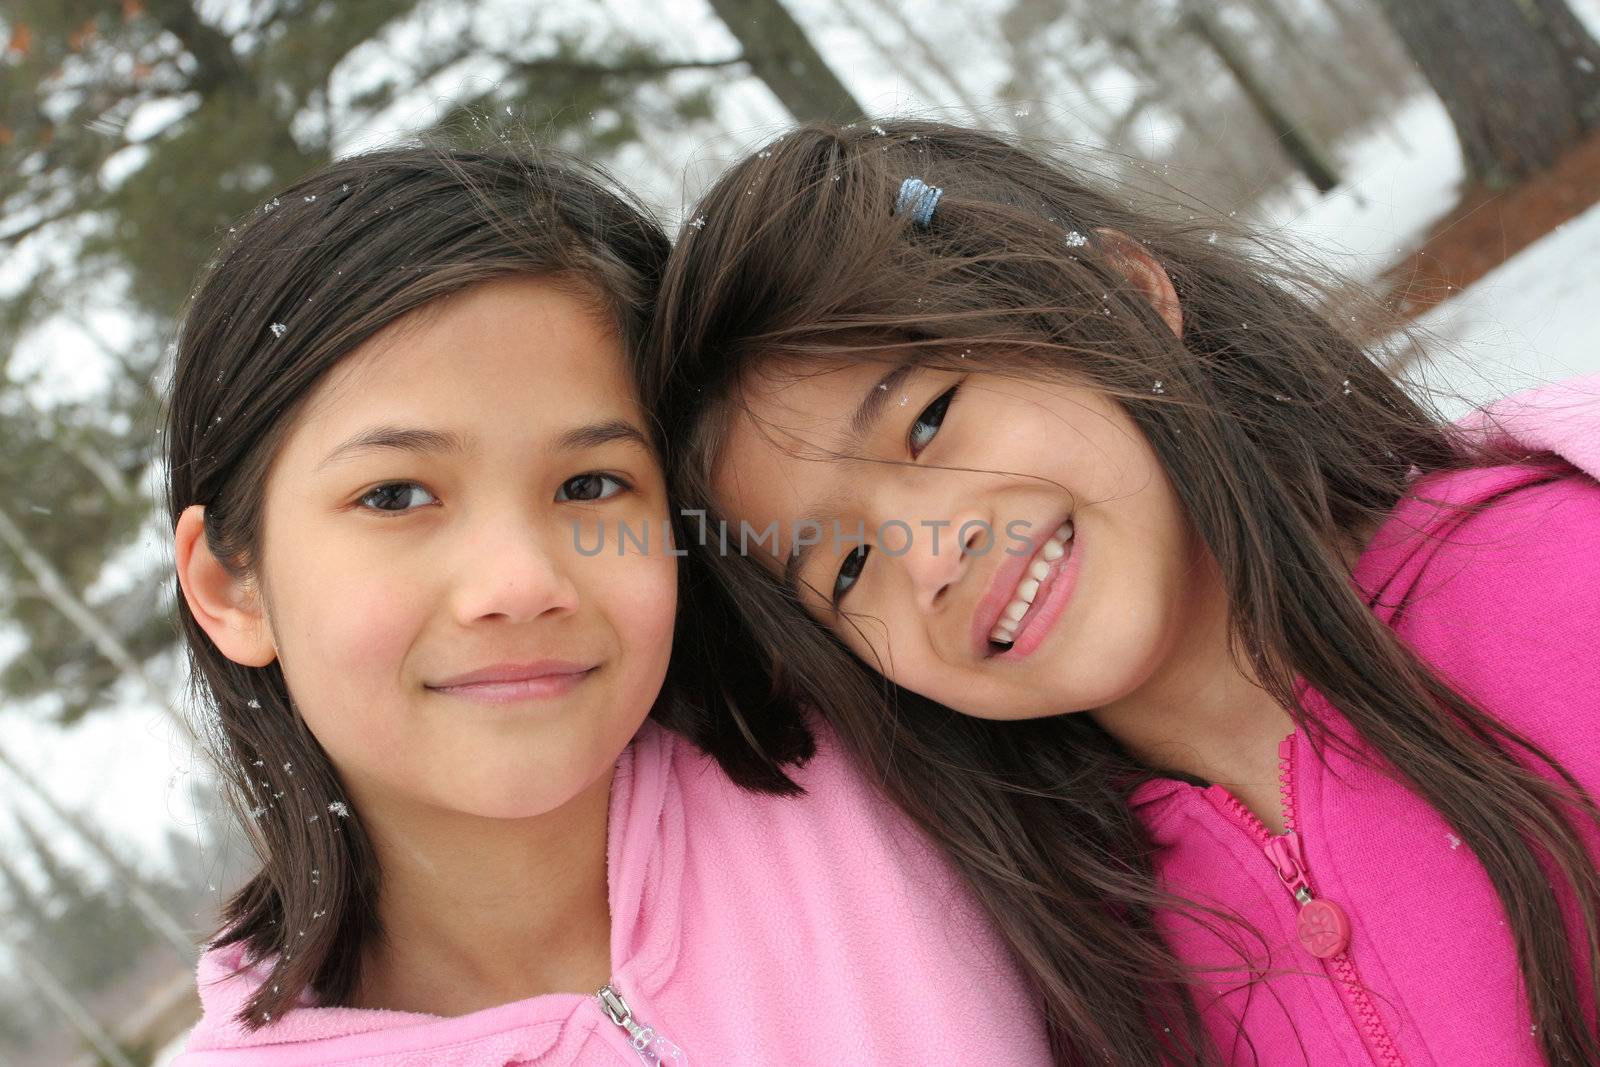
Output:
[
  {"xmin": 577, "ymin": 535, "xmax": 677, "ymax": 668},
  {"xmin": 264, "ymin": 548, "xmax": 430, "ymax": 739},
  {"xmin": 280, "ymin": 553, "xmax": 423, "ymax": 659},
  {"xmin": 834, "ymin": 607, "xmax": 914, "ymax": 680}
]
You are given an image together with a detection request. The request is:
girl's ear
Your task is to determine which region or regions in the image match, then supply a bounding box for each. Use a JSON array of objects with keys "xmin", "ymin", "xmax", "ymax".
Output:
[
  {"xmin": 175, "ymin": 505, "xmax": 279, "ymax": 668},
  {"xmin": 1093, "ymin": 229, "xmax": 1183, "ymax": 338}
]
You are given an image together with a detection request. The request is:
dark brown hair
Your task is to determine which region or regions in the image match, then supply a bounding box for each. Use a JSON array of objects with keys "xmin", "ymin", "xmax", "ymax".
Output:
[
  {"xmin": 645, "ymin": 120, "xmax": 1600, "ymax": 1064},
  {"xmin": 163, "ymin": 142, "xmax": 710, "ymax": 1028}
]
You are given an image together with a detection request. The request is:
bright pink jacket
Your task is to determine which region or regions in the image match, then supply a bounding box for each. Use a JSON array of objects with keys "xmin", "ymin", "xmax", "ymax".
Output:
[
  {"xmin": 1135, "ymin": 374, "xmax": 1600, "ymax": 1065},
  {"xmin": 173, "ymin": 719, "xmax": 1051, "ymax": 1065}
]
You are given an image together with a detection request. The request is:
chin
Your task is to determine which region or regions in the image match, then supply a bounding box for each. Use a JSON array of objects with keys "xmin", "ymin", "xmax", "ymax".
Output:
[{"xmin": 445, "ymin": 750, "xmax": 615, "ymax": 821}]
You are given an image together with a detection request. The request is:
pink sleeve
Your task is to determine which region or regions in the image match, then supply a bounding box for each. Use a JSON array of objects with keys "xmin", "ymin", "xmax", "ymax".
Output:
[{"xmin": 1390, "ymin": 472, "xmax": 1600, "ymax": 776}]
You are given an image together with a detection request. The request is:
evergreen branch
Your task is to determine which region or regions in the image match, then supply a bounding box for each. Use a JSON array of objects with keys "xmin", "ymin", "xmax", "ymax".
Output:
[
  {"xmin": 492, "ymin": 52, "xmax": 746, "ymax": 83},
  {"xmin": 141, "ymin": 0, "xmax": 253, "ymax": 95},
  {"xmin": 0, "ymin": 203, "xmax": 86, "ymax": 247}
]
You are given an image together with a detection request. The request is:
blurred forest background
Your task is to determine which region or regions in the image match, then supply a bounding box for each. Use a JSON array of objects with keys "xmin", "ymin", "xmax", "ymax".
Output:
[{"xmin": 4, "ymin": 0, "xmax": 1600, "ymax": 1062}]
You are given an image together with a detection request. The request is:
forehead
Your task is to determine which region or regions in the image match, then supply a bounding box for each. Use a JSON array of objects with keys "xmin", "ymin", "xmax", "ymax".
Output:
[{"xmin": 288, "ymin": 275, "xmax": 646, "ymax": 452}]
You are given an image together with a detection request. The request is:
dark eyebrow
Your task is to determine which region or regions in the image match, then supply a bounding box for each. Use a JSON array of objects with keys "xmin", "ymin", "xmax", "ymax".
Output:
[
  {"xmin": 318, "ymin": 426, "xmax": 468, "ymax": 470},
  {"xmin": 317, "ymin": 419, "xmax": 651, "ymax": 472},
  {"xmin": 781, "ymin": 363, "xmax": 918, "ymax": 598},
  {"xmin": 849, "ymin": 363, "xmax": 919, "ymax": 451},
  {"xmin": 552, "ymin": 419, "xmax": 653, "ymax": 454}
]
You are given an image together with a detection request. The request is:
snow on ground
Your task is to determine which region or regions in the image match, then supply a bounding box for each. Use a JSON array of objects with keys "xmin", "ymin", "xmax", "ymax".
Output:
[
  {"xmin": 1255, "ymin": 94, "xmax": 1465, "ymax": 285},
  {"xmin": 1258, "ymin": 90, "xmax": 1600, "ymax": 413},
  {"xmin": 1404, "ymin": 206, "xmax": 1600, "ymax": 419}
]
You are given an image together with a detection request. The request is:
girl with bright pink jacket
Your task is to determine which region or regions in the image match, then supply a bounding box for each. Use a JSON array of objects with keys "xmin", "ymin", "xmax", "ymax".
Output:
[{"xmin": 645, "ymin": 120, "xmax": 1600, "ymax": 1065}]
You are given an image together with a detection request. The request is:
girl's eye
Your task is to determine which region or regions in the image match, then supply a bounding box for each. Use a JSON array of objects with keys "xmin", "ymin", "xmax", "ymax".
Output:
[
  {"xmin": 833, "ymin": 544, "xmax": 871, "ymax": 605},
  {"xmin": 557, "ymin": 473, "xmax": 630, "ymax": 502},
  {"xmin": 358, "ymin": 482, "xmax": 437, "ymax": 513},
  {"xmin": 909, "ymin": 385, "xmax": 960, "ymax": 457}
]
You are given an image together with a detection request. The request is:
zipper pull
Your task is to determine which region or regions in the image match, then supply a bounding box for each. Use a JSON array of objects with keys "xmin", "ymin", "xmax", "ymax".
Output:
[
  {"xmin": 597, "ymin": 985, "xmax": 688, "ymax": 1066},
  {"xmin": 1264, "ymin": 830, "xmax": 1351, "ymax": 958}
]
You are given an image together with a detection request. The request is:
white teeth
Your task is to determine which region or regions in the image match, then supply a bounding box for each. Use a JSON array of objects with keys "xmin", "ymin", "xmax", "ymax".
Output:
[{"xmin": 988, "ymin": 519, "xmax": 1076, "ymax": 647}]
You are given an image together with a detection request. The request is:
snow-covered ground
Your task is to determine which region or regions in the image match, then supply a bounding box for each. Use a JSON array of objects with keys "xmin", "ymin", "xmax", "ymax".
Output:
[
  {"xmin": 1260, "ymin": 91, "xmax": 1600, "ymax": 412},
  {"xmin": 1404, "ymin": 209, "xmax": 1600, "ymax": 418}
]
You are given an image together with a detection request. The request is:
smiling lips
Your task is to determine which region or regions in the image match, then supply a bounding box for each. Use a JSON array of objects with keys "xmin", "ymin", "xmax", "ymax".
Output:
[
  {"xmin": 427, "ymin": 660, "xmax": 598, "ymax": 703},
  {"xmin": 971, "ymin": 519, "xmax": 1078, "ymax": 658}
]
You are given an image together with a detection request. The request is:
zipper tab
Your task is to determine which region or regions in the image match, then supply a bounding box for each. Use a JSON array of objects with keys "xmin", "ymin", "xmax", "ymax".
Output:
[
  {"xmin": 1265, "ymin": 831, "xmax": 1350, "ymax": 959},
  {"xmin": 596, "ymin": 985, "xmax": 688, "ymax": 1065}
]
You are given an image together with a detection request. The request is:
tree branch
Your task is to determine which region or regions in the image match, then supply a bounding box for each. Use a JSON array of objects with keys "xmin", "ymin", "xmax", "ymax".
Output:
[
  {"xmin": 493, "ymin": 52, "xmax": 746, "ymax": 83},
  {"xmin": 0, "ymin": 204, "xmax": 86, "ymax": 247},
  {"xmin": 142, "ymin": 0, "xmax": 252, "ymax": 95}
]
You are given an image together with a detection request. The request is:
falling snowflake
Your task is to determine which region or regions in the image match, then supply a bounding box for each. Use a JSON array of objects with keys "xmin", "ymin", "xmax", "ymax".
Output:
[
  {"xmin": 268, "ymin": 323, "xmax": 287, "ymax": 339},
  {"xmin": 328, "ymin": 801, "xmax": 350, "ymax": 819},
  {"xmin": 1446, "ymin": 833, "xmax": 1462, "ymax": 850}
]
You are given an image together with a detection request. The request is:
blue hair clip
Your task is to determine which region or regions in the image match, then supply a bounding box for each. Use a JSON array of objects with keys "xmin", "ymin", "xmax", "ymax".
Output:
[{"xmin": 895, "ymin": 177, "xmax": 943, "ymax": 227}]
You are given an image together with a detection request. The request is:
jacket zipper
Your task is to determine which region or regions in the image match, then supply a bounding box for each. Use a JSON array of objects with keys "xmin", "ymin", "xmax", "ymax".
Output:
[
  {"xmin": 596, "ymin": 984, "xmax": 687, "ymax": 1065},
  {"xmin": 1208, "ymin": 733, "xmax": 1405, "ymax": 1067}
]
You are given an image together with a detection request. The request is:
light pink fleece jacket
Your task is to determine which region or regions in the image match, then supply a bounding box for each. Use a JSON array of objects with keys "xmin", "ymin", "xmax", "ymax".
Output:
[
  {"xmin": 174, "ymin": 716, "xmax": 1051, "ymax": 1065},
  {"xmin": 1134, "ymin": 373, "xmax": 1600, "ymax": 1066}
]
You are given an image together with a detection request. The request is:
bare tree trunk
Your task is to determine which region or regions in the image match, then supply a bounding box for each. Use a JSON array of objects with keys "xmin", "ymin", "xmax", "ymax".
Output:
[
  {"xmin": 6, "ymin": 936, "xmax": 138, "ymax": 1067},
  {"xmin": 705, "ymin": 0, "xmax": 864, "ymax": 123},
  {"xmin": 0, "ymin": 745, "xmax": 199, "ymax": 963},
  {"xmin": 1320, "ymin": 0, "xmax": 1418, "ymax": 94},
  {"xmin": 1373, "ymin": 0, "xmax": 1600, "ymax": 185},
  {"xmin": 829, "ymin": 0, "xmax": 947, "ymax": 113},
  {"xmin": 1243, "ymin": 0, "xmax": 1370, "ymax": 116},
  {"xmin": 860, "ymin": 0, "xmax": 987, "ymax": 122},
  {"xmin": 1184, "ymin": 4, "xmax": 1342, "ymax": 192},
  {"xmin": 0, "ymin": 504, "xmax": 192, "ymax": 745},
  {"xmin": 1105, "ymin": 28, "xmax": 1257, "ymax": 179}
]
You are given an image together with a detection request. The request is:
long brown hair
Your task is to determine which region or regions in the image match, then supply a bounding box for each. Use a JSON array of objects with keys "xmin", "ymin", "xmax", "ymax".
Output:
[
  {"xmin": 163, "ymin": 142, "xmax": 801, "ymax": 1029},
  {"xmin": 644, "ymin": 120, "xmax": 1600, "ymax": 1064}
]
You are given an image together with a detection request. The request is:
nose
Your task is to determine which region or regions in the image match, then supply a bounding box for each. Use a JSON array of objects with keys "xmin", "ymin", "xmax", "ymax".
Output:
[
  {"xmin": 869, "ymin": 484, "xmax": 989, "ymax": 613},
  {"xmin": 450, "ymin": 515, "xmax": 580, "ymax": 626}
]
